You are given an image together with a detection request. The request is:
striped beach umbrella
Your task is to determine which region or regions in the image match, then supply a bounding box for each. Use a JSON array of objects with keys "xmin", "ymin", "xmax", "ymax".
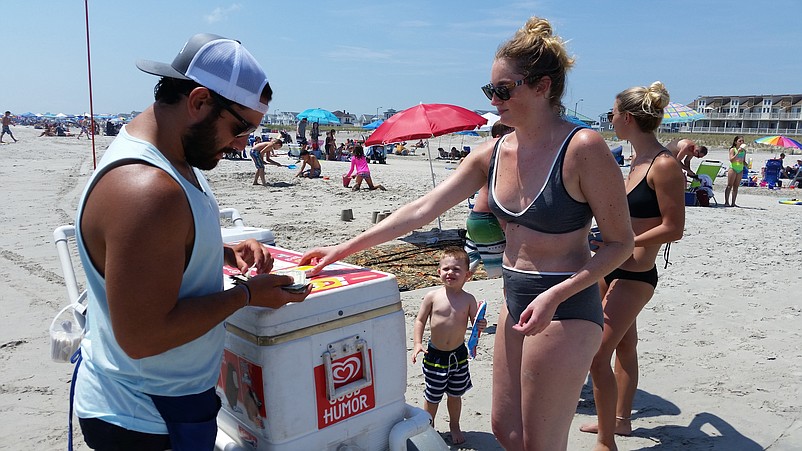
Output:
[
  {"xmin": 755, "ymin": 135, "xmax": 802, "ymax": 150},
  {"xmin": 662, "ymin": 102, "xmax": 705, "ymax": 124}
]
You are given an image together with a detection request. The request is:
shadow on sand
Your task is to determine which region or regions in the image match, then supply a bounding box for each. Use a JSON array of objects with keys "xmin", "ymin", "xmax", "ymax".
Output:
[{"xmin": 578, "ymin": 380, "xmax": 762, "ymax": 450}]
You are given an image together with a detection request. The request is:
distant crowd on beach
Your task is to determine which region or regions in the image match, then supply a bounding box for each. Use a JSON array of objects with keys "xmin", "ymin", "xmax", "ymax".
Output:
[{"xmin": 2, "ymin": 112, "xmax": 123, "ymax": 139}]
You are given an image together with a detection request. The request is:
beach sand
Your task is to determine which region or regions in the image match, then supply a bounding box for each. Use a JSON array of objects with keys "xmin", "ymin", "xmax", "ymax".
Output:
[{"xmin": 1, "ymin": 126, "xmax": 801, "ymax": 450}]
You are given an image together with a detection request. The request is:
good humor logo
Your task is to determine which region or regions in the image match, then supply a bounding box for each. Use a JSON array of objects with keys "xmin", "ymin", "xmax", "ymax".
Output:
[
  {"xmin": 331, "ymin": 356, "xmax": 361, "ymax": 384},
  {"xmin": 314, "ymin": 350, "xmax": 376, "ymax": 429}
]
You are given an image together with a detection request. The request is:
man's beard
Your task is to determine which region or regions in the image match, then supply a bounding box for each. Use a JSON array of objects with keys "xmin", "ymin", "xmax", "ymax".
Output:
[{"xmin": 182, "ymin": 112, "xmax": 232, "ymax": 170}]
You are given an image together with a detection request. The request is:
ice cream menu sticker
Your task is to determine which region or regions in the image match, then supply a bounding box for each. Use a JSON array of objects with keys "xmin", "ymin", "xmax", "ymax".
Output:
[{"xmin": 222, "ymin": 245, "xmax": 390, "ymax": 294}]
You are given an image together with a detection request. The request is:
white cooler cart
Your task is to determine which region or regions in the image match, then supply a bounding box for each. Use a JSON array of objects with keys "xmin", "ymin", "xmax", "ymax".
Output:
[{"xmin": 52, "ymin": 208, "xmax": 446, "ymax": 451}]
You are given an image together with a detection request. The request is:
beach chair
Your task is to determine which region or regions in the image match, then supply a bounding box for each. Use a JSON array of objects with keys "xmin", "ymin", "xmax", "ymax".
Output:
[
  {"xmin": 763, "ymin": 159, "xmax": 783, "ymax": 189},
  {"xmin": 687, "ymin": 160, "xmax": 723, "ymax": 206},
  {"xmin": 689, "ymin": 160, "xmax": 724, "ymax": 189},
  {"xmin": 788, "ymin": 166, "xmax": 802, "ymax": 188},
  {"xmin": 610, "ymin": 145, "xmax": 624, "ymax": 166}
]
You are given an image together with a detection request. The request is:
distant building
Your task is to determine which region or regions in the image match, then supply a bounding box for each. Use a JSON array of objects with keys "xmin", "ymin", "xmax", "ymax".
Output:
[
  {"xmin": 688, "ymin": 94, "xmax": 801, "ymax": 135},
  {"xmin": 332, "ymin": 110, "xmax": 356, "ymax": 125},
  {"xmin": 598, "ymin": 94, "xmax": 802, "ymax": 136},
  {"xmin": 356, "ymin": 114, "xmax": 374, "ymax": 125}
]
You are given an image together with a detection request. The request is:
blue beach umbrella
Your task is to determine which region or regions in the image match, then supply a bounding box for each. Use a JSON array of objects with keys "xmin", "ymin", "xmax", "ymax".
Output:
[{"xmin": 296, "ymin": 108, "xmax": 340, "ymax": 125}]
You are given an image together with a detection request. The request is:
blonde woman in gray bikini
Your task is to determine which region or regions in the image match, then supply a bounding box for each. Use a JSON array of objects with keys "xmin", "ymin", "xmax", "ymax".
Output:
[{"xmin": 301, "ymin": 16, "xmax": 634, "ymax": 450}]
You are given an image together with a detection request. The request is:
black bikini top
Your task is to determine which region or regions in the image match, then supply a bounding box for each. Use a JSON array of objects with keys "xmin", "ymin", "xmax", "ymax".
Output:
[
  {"xmin": 627, "ymin": 150, "xmax": 669, "ymax": 218},
  {"xmin": 487, "ymin": 127, "xmax": 592, "ymax": 234}
]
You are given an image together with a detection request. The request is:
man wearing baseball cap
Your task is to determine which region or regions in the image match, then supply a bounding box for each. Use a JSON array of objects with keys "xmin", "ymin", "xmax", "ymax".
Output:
[{"xmin": 72, "ymin": 34, "xmax": 310, "ymax": 450}]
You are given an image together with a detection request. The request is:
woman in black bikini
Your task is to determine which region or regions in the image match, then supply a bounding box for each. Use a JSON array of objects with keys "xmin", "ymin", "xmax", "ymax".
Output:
[{"xmin": 581, "ymin": 82, "xmax": 686, "ymax": 451}]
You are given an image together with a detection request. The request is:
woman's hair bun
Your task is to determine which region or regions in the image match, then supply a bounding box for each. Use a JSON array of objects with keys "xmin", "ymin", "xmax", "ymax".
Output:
[
  {"xmin": 524, "ymin": 17, "xmax": 553, "ymax": 37},
  {"xmin": 646, "ymin": 81, "xmax": 670, "ymax": 111}
]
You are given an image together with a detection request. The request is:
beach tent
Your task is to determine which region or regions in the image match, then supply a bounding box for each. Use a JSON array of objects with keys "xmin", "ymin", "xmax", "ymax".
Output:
[
  {"xmin": 362, "ymin": 119, "xmax": 384, "ymax": 130},
  {"xmin": 563, "ymin": 115, "xmax": 590, "ymax": 128},
  {"xmin": 478, "ymin": 112, "xmax": 500, "ymax": 131}
]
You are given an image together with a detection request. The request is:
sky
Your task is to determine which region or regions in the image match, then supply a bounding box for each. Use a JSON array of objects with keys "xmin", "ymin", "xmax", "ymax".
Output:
[{"xmin": 2, "ymin": 0, "xmax": 801, "ymax": 122}]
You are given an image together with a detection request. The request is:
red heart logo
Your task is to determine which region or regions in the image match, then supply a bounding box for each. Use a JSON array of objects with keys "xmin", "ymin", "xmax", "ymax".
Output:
[{"xmin": 331, "ymin": 356, "xmax": 361, "ymax": 385}]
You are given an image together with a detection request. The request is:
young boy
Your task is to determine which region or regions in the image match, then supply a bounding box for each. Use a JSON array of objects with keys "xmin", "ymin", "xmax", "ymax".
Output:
[
  {"xmin": 295, "ymin": 149, "xmax": 322, "ymax": 178},
  {"xmin": 412, "ymin": 247, "xmax": 485, "ymax": 445}
]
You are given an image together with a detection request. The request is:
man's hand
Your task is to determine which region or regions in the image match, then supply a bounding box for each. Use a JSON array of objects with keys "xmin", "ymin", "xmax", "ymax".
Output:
[
  {"xmin": 225, "ymin": 239, "xmax": 274, "ymax": 275},
  {"xmin": 245, "ymin": 274, "xmax": 311, "ymax": 309}
]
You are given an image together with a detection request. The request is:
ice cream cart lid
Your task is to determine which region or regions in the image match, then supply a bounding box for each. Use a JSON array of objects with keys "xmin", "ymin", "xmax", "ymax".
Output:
[{"xmin": 222, "ymin": 245, "xmax": 400, "ymax": 340}]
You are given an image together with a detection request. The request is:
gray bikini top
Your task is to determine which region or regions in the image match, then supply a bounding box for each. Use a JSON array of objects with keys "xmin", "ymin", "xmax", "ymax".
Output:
[{"xmin": 487, "ymin": 127, "xmax": 592, "ymax": 234}]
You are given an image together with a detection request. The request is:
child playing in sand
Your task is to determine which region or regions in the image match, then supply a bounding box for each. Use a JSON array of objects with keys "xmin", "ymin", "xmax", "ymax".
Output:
[
  {"xmin": 344, "ymin": 144, "xmax": 386, "ymax": 191},
  {"xmin": 296, "ymin": 149, "xmax": 322, "ymax": 178},
  {"xmin": 411, "ymin": 247, "xmax": 485, "ymax": 445}
]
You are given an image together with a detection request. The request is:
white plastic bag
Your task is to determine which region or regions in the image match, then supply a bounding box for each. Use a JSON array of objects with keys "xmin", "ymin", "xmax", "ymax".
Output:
[{"xmin": 50, "ymin": 303, "xmax": 84, "ymax": 363}]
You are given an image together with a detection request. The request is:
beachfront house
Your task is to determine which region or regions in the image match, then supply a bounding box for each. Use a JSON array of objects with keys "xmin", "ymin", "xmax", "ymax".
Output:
[
  {"xmin": 597, "ymin": 94, "xmax": 802, "ymax": 136},
  {"xmin": 689, "ymin": 94, "xmax": 802, "ymax": 136},
  {"xmin": 332, "ymin": 110, "xmax": 356, "ymax": 126}
]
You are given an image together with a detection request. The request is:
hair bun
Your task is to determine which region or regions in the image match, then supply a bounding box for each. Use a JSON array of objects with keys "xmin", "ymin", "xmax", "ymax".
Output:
[
  {"xmin": 647, "ymin": 81, "xmax": 670, "ymax": 110},
  {"xmin": 524, "ymin": 18, "xmax": 553, "ymax": 37}
]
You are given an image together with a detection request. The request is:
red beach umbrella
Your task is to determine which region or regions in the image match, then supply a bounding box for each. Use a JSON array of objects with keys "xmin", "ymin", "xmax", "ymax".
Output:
[
  {"xmin": 365, "ymin": 103, "xmax": 487, "ymax": 146},
  {"xmin": 365, "ymin": 103, "xmax": 487, "ymax": 231}
]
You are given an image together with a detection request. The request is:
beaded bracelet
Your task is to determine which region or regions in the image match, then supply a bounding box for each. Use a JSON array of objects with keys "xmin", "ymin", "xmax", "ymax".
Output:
[{"xmin": 239, "ymin": 282, "xmax": 251, "ymax": 307}]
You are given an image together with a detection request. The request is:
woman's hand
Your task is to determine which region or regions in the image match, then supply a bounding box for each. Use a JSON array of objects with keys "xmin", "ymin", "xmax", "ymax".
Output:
[
  {"xmin": 512, "ymin": 291, "xmax": 560, "ymax": 336},
  {"xmin": 299, "ymin": 245, "xmax": 342, "ymax": 276}
]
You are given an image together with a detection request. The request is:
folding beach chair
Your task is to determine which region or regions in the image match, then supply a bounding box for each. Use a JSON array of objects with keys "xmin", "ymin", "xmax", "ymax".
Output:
[
  {"xmin": 763, "ymin": 159, "xmax": 783, "ymax": 189},
  {"xmin": 788, "ymin": 166, "xmax": 802, "ymax": 188},
  {"xmin": 740, "ymin": 167, "xmax": 757, "ymax": 186},
  {"xmin": 689, "ymin": 160, "xmax": 723, "ymax": 189},
  {"xmin": 610, "ymin": 145, "xmax": 624, "ymax": 166},
  {"xmin": 688, "ymin": 160, "xmax": 723, "ymax": 206}
]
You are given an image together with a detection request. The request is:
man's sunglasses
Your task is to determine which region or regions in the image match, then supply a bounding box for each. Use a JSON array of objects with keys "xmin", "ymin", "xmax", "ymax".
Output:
[
  {"xmin": 209, "ymin": 91, "xmax": 259, "ymax": 138},
  {"xmin": 481, "ymin": 78, "xmax": 528, "ymax": 101}
]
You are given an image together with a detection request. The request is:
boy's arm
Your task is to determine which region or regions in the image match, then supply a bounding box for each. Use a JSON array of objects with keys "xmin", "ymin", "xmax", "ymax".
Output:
[
  {"xmin": 264, "ymin": 155, "xmax": 282, "ymax": 167},
  {"xmin": 411, "ymin": 293, "xmax": 433, "ymax": 363}
]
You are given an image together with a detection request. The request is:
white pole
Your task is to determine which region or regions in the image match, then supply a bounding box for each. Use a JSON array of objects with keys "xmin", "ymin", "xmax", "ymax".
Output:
[{"xmin": 425, "ymin": 140, "xmax": 442, "ymax": 230}]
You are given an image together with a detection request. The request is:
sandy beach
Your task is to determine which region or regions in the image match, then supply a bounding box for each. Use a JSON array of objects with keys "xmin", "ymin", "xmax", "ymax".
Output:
[{"xmin": 1, "ymin": 125, "xmax": 801, "ymax": 450}]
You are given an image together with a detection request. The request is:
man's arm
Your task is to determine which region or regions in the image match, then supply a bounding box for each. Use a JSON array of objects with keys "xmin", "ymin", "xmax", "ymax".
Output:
[
  {"xmin": 82, "ymin": 164, "xmax": 307, "ymax": 358},
  {"xmin": 681, "ymin": 154, "xmax": 696, "ymax": 176}
]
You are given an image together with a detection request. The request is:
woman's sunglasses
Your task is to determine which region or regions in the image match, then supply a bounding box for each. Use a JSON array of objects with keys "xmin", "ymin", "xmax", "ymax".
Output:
[{"xmin": 481, "ymin": 78, "xmax": 528, "ymax": 101}]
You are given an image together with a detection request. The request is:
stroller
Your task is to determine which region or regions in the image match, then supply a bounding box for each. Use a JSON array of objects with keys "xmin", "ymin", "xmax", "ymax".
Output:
[{"xmin": 366, "ymin": 145, "xmax": 387, "ymax": 164}]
